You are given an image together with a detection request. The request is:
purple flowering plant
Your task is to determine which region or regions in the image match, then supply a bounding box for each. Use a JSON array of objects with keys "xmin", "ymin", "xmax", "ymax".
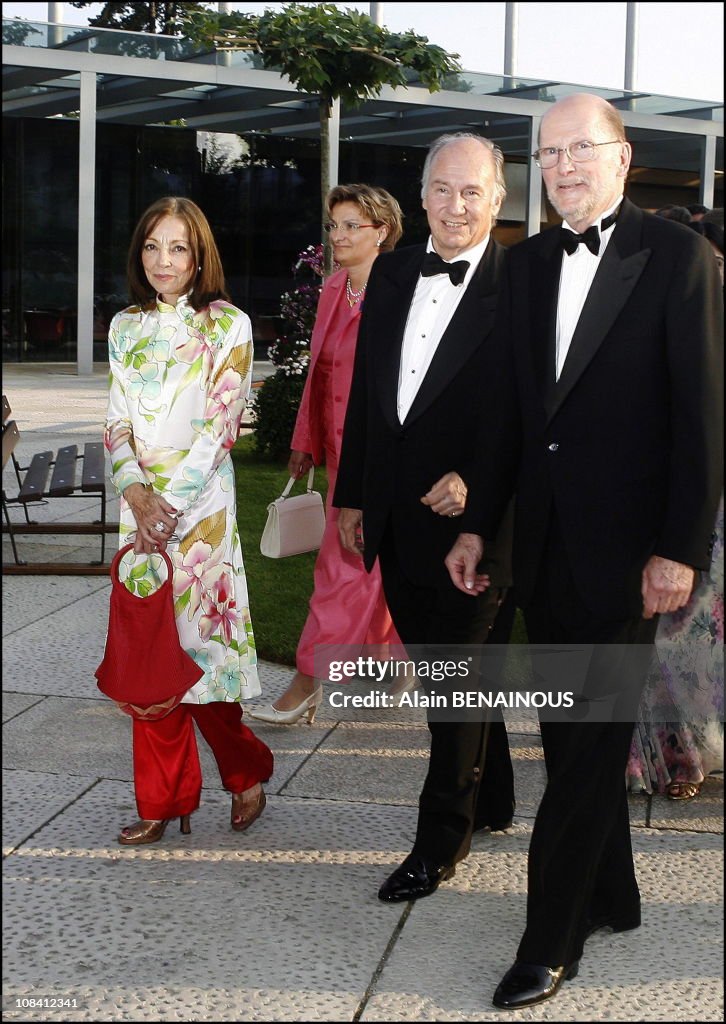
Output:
[{"xmin": 254, "ymin": 244, "xmax": 336, "ymax": 457}]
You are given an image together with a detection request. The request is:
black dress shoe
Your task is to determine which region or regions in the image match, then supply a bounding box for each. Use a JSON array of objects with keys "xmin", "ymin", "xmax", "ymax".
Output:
[
  {"xmin": 584, "ymin": 909, "xmax": 641, "ymax": 941},
  {"xmin": 492, "ymin": 959, "xmax": 579, "ymax": 1009},
  {"xmin": 378, "ymin": 855, "xmax": 455, "ymax": 902},
  {"xmin": 473, "ymin": 817, "xmax": 514, "ymax": 834}
]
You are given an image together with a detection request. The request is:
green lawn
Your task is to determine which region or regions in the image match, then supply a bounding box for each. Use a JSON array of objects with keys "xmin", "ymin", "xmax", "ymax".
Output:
[{"xmin": 232, "ymin": 433, "xmax": 526, "ymax": 665}]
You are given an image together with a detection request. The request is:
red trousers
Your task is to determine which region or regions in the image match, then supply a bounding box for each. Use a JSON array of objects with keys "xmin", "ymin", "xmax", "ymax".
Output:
[{"xmin": 131, "ymin": 702, "xmax": 274, "ymax": 819}]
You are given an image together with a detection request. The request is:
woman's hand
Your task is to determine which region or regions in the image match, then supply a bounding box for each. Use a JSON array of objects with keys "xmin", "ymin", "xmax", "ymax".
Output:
[
  {"xmin": 123, "ymin": 483, "xmax": 179, "ymax": 554},
  {"xmin": 288, "ymin": 450, "xmax": 313, "ymax": 479}
]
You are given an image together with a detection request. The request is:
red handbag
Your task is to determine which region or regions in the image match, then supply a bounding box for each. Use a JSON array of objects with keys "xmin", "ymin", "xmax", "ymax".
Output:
[{"xmin": 95, "ymin": 543, "xmax": 204, "ymax": 721}]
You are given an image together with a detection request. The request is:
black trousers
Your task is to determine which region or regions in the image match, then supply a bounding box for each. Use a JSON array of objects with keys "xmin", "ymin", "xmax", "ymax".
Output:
[
  {"xmin": 378, "ymin": 527, "xmax": 515, "ymax": 866},
  {"xmin": 519, "ymin": 515, "xmax": 658, "ymax": 966}
]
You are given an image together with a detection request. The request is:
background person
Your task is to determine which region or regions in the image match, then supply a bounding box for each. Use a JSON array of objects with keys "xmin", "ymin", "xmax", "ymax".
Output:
[
  {"xmin": 105, "ymin": 196, "xmax": 273, "ymax": 844},
  {"xmin": 628, "ymin": 219, "xmax": 724, "ymax": 799},
  {"xmin": 335, "ymin": 134, "xmax": 516, "ymax": 905},
  {"xmin": 250, "ymin": 184, "xmax": 405, "ymax": 725}
]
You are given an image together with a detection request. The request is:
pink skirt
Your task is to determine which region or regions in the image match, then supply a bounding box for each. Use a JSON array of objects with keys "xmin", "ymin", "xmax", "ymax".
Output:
[{"xmin": 296, "ymin": 431, "xmax": 400, "ymax": 677}]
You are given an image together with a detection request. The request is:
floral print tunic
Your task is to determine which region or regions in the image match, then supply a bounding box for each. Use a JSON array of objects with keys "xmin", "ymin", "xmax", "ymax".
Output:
[{"xmin": 104, "ymin": 294, "xmax": 260, "ymax": 703}]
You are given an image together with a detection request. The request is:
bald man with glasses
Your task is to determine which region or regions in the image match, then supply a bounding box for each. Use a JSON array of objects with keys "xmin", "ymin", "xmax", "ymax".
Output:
[{"xmin": 447, "ymin": 93, "xmax": 723, "ymax": 1009}]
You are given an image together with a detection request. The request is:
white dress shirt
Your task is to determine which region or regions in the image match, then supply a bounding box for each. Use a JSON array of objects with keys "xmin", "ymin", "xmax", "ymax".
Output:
[
  {"xmin": 555, "ymin": 199, "xmax": 621, "ymax": 381},
  {"xmin": 397, "ymin": 235, "xmax": 490, "ymax": 422}
]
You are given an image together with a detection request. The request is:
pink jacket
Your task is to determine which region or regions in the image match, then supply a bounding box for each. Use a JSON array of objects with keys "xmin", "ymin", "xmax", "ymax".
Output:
[{"xmin": 290, "ymin": 269, "xmax": 362, "ymax": 464}]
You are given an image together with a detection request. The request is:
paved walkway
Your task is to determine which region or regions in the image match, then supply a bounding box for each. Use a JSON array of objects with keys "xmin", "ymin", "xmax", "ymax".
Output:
[{"xmin": 2, "ymin": 367, "xmax": 723, "ymax": 1021}]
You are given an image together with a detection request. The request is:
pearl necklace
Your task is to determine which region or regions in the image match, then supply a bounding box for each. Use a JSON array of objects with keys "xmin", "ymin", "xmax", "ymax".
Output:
[{"xmin": 346, "ymin": 276, "xmax": 367, "ymax": 307}]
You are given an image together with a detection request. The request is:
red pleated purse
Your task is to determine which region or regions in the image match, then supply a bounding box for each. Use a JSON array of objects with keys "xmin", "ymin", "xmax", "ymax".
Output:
[{"xmin": 95, "ymin": 543, "xmax": 204, "ymax": 721}]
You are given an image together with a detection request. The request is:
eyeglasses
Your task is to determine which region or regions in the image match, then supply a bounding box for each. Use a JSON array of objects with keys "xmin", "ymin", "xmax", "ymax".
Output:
[
  {"xmin": 323, "ymin": 221, "xmax": 378, "ymax": 234},
  {"xmin": 532, "ymin": 140, "xmax": 622, "ymax": 169}
]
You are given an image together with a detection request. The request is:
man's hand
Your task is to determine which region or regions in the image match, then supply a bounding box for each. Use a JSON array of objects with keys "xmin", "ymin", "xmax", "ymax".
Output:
[
  {"xmin": 421, "ymin": 471, "xmax": 467, "ymax": 519},
  {"xmin": 641, "ymin": 555, "xmax": 695, "ymax": 619},
  {"xmin": 445, "ymin": 532, "xmax": 490, "ymax": 595},
  {"xmin": 288, "ymin": 449, "xmax": 313, "ymax": 479},
  {"xmin": 123, "ymin": 482, "xmax": 178, "ymax": 554},
  {"xmin": 338, "ymin": 507, "xmax": 364, "ymax": 555}
]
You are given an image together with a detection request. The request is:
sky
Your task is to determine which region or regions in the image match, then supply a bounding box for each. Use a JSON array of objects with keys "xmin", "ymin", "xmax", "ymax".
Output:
[{"xmin": 4, "ymin": 1, "xmax": 724, "ymax": 102}]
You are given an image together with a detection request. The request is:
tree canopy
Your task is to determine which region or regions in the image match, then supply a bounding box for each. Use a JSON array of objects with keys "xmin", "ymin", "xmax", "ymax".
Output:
[
  {"xmin": 186, "ymin": 2, "xmax": 461, "ymax": 113},
  {"xmin": 70, "ymin": 2, "xmax": 213, "ymax": 35}
]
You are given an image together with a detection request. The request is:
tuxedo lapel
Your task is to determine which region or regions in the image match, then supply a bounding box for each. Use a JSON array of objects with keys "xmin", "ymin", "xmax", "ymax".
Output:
[
  {"xmin": 372, "ymin": 249, "xmax": 422, "ymax": 432},
  {"xmin": 530, "ymin": 229, "xmax": 563, "ymax": 409},
  {"xmin": 402, "ymin": 241, "xmax": 503, "ymax": 428},
  {"xmin": 545, "ymin": 199, "xmax": 652, "ymax": 425}
]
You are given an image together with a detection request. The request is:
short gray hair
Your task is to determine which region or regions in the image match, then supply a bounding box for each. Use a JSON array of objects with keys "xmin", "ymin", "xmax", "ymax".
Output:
[{"xmin": 421, "ymin": 132, "xmax": 507, "ymax": 219}]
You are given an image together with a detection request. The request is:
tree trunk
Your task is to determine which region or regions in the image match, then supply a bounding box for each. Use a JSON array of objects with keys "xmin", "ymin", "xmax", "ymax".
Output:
[{"xmin": 319, "ymin": 99, "xmax": 333, "ymax": 277}]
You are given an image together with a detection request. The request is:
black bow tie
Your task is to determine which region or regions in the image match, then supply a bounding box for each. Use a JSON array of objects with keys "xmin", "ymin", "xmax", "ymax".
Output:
[
  {"xmin": 421, "ymin": 251, "xmax": 470, "ymax": 285},
  {"xmin": 560, "ymin": 210, "xmax": 619, "ymax": 257}
]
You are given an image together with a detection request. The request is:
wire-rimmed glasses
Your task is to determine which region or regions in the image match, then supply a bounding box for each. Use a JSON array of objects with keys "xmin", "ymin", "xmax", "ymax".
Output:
[{"xmin": 532, "ymin": 140, "xmax": 622, "ymax": 169}]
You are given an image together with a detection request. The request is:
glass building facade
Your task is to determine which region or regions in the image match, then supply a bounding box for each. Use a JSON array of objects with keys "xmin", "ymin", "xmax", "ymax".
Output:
[{"xmin": 2, "ymin": 18, "xmax": 723, "ymax": 365}]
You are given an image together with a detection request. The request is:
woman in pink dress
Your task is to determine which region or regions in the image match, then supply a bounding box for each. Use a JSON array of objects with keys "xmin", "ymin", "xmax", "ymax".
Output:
[{"xmin": 251, "ymin": 184, "xmax": 404, "ymax": 724}]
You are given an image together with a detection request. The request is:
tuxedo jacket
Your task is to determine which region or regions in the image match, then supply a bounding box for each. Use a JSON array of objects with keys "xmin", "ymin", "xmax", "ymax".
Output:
[
  {"xmin": 334, "ymin": 240, "xmax": 512, "ymax": 588},
  {"xmin": 463, "ymin": 198, "xmax": 724, "ymax": 618}
]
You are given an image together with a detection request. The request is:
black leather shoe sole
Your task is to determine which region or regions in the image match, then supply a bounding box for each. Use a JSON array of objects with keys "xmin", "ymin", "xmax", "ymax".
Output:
[
  {"xmin": 378, "ymin": 864, "xmax": 456, "ymax": 902},
  {"xmin": 473, "ymin": 817, "xmax": 514, "ymax": 834}
]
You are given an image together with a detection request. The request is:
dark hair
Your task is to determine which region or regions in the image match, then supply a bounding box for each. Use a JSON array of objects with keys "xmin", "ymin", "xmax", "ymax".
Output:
[
  {"xmin": 702, "ymin": 207, "xmax": 724, "ymax": 229},
  {"xmin": 687, "ymin": 204, "xmax": 709, "ymax": 216},
  {"xmin": 325, "ymin": 183, "xmax": 404, "ymax": 251},
  {"xmin": 655, "ymin": 204, "xmax": 692, "ymax": 224},
  {"xmin": 689, "ymin": 219, "xmax": 724, "ymax": 256},
  {"xmin": 127, "ymin": 196, "xmax": 229, "ymax": 311}
]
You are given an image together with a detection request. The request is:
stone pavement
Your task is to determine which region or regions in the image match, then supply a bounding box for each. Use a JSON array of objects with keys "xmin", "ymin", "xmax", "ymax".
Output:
[{"xmin": 2, "ymin": 367, "xmax": 724, "ymax": 1022}]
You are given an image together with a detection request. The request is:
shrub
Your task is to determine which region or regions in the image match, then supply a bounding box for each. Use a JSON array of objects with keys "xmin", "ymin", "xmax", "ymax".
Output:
[{"xmin": 252, "ymin": 244, "xmax": 325, "ymax": 458}]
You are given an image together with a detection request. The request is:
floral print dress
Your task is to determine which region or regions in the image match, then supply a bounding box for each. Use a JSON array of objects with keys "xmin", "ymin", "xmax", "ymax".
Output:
[
  {"xmin": 104, "ymin": 294, "xmax": 260, "ymax": 704},
  {"xmin": 627, "ymin": 496, "xmax": 724, "ymax": 792}
]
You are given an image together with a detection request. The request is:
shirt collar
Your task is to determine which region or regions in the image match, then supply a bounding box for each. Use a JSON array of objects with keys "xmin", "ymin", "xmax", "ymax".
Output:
[
  {"xmin": 562, "ymin": 198, "xmax": 622, "ymax": 236},
  {"xmin": 155, "ymin": 293, "xmax": 193, "ymax": 315}
]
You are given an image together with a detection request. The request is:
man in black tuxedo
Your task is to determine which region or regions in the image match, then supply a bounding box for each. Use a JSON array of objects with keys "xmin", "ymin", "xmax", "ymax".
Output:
[
  {"xmin": 447, "ymin": 94, "xmax": 723, "ymax": 1009},
  {"xmin": 334, "ymin": 134, "xmax": 515, "ymax": 901}
]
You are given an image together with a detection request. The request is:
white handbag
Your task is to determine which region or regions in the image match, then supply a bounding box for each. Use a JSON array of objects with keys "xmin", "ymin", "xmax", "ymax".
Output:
[{"xmin": 260, "ymin": 468, "xmax": 326, "ymax": 558}]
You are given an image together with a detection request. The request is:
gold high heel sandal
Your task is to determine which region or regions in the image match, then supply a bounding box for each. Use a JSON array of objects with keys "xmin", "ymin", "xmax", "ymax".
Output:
[
  {"xmin": 231, "ymin": 787, "xmax": 266, "ymax": 832},
  {"xmin": 118, "ymin": 815, "xmax": 191, "ymax": 845}
]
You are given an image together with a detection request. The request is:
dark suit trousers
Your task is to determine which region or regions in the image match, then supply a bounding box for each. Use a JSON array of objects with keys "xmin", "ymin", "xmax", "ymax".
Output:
[
  {"xmin": 519, "ymin": 515, "xmax": 658, "ymax": 966},
  {"xmin": 378, "ymin": 526, "xmax": 515, "ymax": 866}
]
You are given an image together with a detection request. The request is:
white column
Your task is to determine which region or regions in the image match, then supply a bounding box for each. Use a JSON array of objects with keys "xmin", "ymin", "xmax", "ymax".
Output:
[
  {"xmin": 48, "ymin": 2, "xmax": 63, "ymax": 46},
  {"xmin": 77, "ymin": 71, "xmax": 96, "ymax": 375},
  {"xmin": 526, "ymin": 115, "xmax": 542, "ymax": 238},
  {"xmin": 370, "ymin": 3, "xmax": 384, "ymax": 26},
  {"xmin": 700, "ymin": 135, "xmax": 716, "ymax": 209},
  {"xmin": 624, "ymin": 2, "xmax": 639, "ymax": 92},
  {"xmin": 328, "ymin": 97, "xmax": 340, "ymax": 189},
  {"xmin": 504, "ymin": 2, "xmax": 518, "ymax": 78}
]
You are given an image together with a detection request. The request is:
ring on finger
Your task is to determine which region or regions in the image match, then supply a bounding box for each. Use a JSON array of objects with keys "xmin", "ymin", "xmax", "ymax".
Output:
[{"xmin": 154, "ymin": 520, "xmax": 165, "ymax": 532}]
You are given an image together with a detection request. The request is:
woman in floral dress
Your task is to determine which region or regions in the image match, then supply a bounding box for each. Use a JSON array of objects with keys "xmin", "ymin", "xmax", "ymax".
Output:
[
  {"xmin": 627, "ymin": 222, "xmax": 724, "ymax": 799},
  {"xmin": 105, "ymin": 196, "xmax": 272, "ymax": 844}
]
